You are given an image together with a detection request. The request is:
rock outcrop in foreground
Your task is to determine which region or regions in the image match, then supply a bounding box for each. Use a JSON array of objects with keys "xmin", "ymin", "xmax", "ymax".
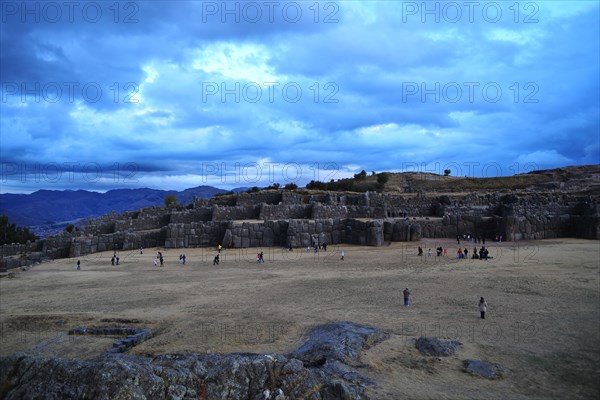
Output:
[{"xmin": 0, "ymin": 321, "xmax": 388, "ymax": 400}]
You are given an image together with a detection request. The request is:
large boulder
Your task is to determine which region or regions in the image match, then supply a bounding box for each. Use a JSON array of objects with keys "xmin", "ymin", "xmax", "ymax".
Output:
[
  {"xmin": 415, "ymin": 337, "xmax": 462, "ymax": 357},
  {"xmin": 463, "ymin": 359, "xmax": 506, "ymax": 379},
  {"xmin": 290, "ymin": 321, "xmax": 389, "ymax": 367}
]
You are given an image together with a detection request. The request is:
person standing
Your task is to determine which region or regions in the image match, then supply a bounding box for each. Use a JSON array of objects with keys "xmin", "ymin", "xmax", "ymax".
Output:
[
  {"xmin": 479, "ymin": 297, "xmax": 488, "ymax": 319},
  {"xmin": 76, "ymin": 260, "xmax": 81, "ymax": 270},
  {"xmin": 457, "ymin": 248, "xmax": 463, "ymax": 259},
  {"xmin": 403, "ymin": 288, "xmax": 411, "ymax": 307},
  {"xmin": 340, "ymin": 249, "xmax": 345, "ymax": 260}
]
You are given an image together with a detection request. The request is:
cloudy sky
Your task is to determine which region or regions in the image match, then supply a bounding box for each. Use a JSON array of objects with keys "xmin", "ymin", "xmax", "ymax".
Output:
[{"xmin": 1, "ymin": 0, "xmax": 598, "ymax": 193}]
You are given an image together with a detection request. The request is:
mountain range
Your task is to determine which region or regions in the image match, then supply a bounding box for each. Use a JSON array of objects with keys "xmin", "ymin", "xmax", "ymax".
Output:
[{"xmin": 0, "ymin": 186, "xmax": 246, "ymax": 233}]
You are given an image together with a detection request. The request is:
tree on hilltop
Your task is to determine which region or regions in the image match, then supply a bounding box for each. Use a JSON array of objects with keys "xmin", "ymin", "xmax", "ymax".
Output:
[
  {"xmin": 164, "ymin": 194, "xmax": 178, "ymax": 207},
  {"xmin": 265, "ymin": 183, "xmax": 281, "ymax": 190},
  {"xmin": 444, "ymin": 169, "xmax": 451, "ymax": 176},
  {"xmin": 354, "ymin": 170, "xmax": 367, "ymax": 180}
]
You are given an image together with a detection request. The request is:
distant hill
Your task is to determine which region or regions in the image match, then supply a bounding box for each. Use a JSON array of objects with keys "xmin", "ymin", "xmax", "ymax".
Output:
[
  {"xmin": 0, "ymin": 186, "xmax": 230, "ymax": 228},
  {"xmin": 385, "ymin": 164, "xmax": 600, "ymax": 194},
  {"xmin": 306, "ymin": 165, "xmax": 600, "ymax": 195}
]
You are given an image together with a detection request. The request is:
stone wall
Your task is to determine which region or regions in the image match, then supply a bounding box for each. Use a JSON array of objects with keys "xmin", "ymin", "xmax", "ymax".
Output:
[
  {"xmin": 281, "ymin": 191, "xmax": 308, "ymax": 204},
  {"xmin": 344, "ymin": 219, "xmax": 384, "ymax": 246},
  {"xmin": 503, "ymin": 215, "xmax": 572, "ymax": 241},
  {"xmin": 170, "ymin": 207, "xmax": 213, "ymax": 224},
  {"xmin": 164, "ymin": 222, "xmax": 229, "ymax": 248},
  {"xmin": 2, "ymin": 188, "xmax": 598, "ymax": 270},
  {"xmin": 349, "ymin": 205, "xmax": 388, "ymax": 219},
  {"xmin": 222, "ymin": 220, "xmax": 289, "ymax": 248},
  {"xmin": 383, "ymin": 219, "xmax": 421, "ymax": 242},
  {"xmin": 114, "ymin": 214, "xmax": 168, "ymax": 232},
  {"xmin": 41, "ymin": 232, "xmax": 74, "ymax": 259},
  {"xmin": 417, "ymin": 216, "xmax": 499, "ymax": 239},
  {"xmin": 236, "ymin": 191, "xmax": 282, "ymax": 205},
  {"xmin": 311, "ymin": 204, "xmax": 349, "ymax": 220},
  {"xmin": 0, "ymin": 241, "xmax": 41, "ymax": 257},
  {"xmin": 212, "ymin": 205, "xmax": 261, "ymax": 221},
  {"xmin": 286, "ymin": 219, "xmax": 346, "ymax": 248},
  {"xmin": 260, "ymin": 204, "xmax": 312, "ymax": 220},
  {"xmin": 83, "ymin": 220, "xmax": 116, "ymax": 235}
]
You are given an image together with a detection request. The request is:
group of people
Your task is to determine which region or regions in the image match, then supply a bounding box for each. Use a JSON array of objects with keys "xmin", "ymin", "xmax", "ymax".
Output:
[
  {"xmin": 455, "ymin": 246, "xmax": 491, "ymax": 260},
  {"xmin": 418, "ymin": 245, "xmax": 491, "ymax": 260},
  {"xmin": 256, "ymin": 251, "xmax": 265, "ymax": 263},
  {"xmin": 418, "ymin": 246, "xmax": 449, "ymax": 257},
  {"xmin": 307, "ymin": 242, "xmax": 328, "ymax": 252},
  {"xmin": 179, "ymin": 254, "xmax": 187, "ymax": 264},
  {"xmin": 111, "ymin": 252, "xmax": 120, "ymax": 265},
  {"xmin": 467, "ymin": 246, "xmax": 491, "ymax": 260},
  {"xmin": 457, "ymin": 234, "xmax": 486, "ymax": 245},
  {"xmin": 402, "ymin": 287, "xmax": 488, "ymax": 319}
]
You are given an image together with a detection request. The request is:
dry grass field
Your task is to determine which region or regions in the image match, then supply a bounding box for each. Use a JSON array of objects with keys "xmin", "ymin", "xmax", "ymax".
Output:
[{"xmin": 1, "ymin": 238, "xmax": 598, "ymax": 399}]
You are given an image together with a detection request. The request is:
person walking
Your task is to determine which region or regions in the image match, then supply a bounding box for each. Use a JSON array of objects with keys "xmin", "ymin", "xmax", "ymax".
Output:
[
  {"xmin": 403, "ymin": 287, "xmax": 411, "ymax": 307},
  {"xmin": 76, "ymin": 260, "xmax": 81, "ymax": 270},
  {"xmin": 479, "ymin": 297, "xmax": 488, "ymax": 319},
  {"xmin": 340, "ymin": 249, "xmax": 345, "ymax": 260}
]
